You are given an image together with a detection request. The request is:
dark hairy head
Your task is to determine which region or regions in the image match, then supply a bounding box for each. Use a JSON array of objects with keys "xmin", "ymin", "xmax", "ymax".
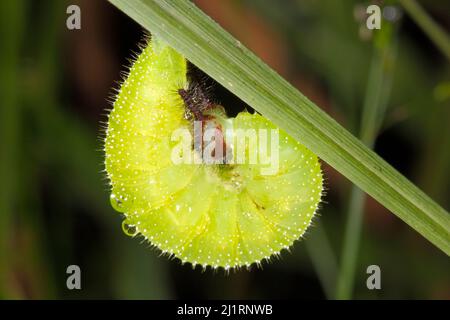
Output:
[{"xmin": 178, "ymin": 81, "xmax": 215, "ymax": 121}]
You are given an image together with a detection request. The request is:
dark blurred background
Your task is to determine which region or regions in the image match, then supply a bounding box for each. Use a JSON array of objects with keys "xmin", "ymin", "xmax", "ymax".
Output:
[{"xmin": 0, "ymin": 0, "xmax": 449, "ymax": 299}]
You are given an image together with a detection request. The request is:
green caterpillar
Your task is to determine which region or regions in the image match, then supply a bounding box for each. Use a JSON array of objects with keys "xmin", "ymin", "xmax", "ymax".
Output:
[{"xmin": 104, "ymin": 37, "xmax": 323, "ymax": 270}]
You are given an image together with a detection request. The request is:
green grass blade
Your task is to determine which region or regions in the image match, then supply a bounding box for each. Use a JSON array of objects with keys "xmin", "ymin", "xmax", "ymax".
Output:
[
  {"xmin": 399, "ymin": 0, "xmax": 450, "ymax": 62},
  {"xmin": 305, "ymin": 221, "xmax": 338, "ymax": 299},
  {"xmin": 107, "ymin": 0, "xmax": 450, "ymax": 255},
  {"xmin": 336, "ymin": 23, "xmax": 398, "ymax": 299}
]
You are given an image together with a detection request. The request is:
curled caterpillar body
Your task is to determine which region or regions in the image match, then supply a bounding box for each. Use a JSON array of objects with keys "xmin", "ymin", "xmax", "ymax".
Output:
[{"xmin": 104, "ymin": 38, "xmax": 323, "ymax": 270}]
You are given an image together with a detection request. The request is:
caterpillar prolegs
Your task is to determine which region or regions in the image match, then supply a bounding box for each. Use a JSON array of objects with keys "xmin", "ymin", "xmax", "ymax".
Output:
[{"xmin": 104, "ymin": 37, "xmax": 323, "ymax": 270}]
